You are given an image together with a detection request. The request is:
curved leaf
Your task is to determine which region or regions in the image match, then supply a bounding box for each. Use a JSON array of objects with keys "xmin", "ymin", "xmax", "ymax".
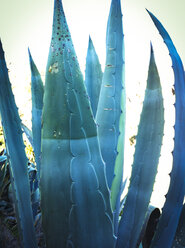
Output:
[{"xmin": 147, "ymin": 10, "xmax": 185, "ymax": 248}]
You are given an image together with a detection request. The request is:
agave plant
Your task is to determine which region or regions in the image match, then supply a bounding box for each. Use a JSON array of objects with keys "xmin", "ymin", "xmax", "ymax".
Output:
[{"xmin": 0, "ymin": 0, "xmax": 185, "ymax": 248}]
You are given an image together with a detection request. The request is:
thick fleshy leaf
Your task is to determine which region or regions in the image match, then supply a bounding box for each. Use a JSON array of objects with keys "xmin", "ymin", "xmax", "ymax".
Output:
[
  {"xmin": 68, "ymin": 91, "xmax": 115, "ymax": 248},
  {"xmin": 0, "ymin": 40, "xmax": 37, "ymax": 248},
  {"xmin": 147, "ymin": 10, "xmax": 185, "ymax": 248},
  {"xmin": 28, "ymin": 49, "xmax": 44, "ymax": 179},
  {"xmin": 95, "ymin": 0, "xmax": 126, "ymax": 227},
  {"xmin": 85, "ymin": 36, "xmax": 103, "ymax": 117},
  {"xmin": 40, "ymin": 1, "xmax": 114, "ymax": 247},
  {"xmin": 116, "ymin": 44, "xmax": 164, "ymax": 248}
]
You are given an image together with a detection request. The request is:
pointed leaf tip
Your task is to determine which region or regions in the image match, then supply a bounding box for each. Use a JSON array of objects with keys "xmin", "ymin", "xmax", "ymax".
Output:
[
  {"xmin": 88, "ymin": 35, "xmax": 94, "ymax": 50},
  {"xmin": 54, "ymin": 0, "xmax": 64, "ymax": 15},
  {"xmin": 28, "ymin": 49, "xmax": 36, "ymax": 73},
  {"xmin": 150, "ymin": 42, "xmax": 154, "ymax": 54},
  {"xmin": 28, "ymin": 47, "xmax": 31, "ymax": 56},
  {"xmin": 147, "ymin": 45, "xmax": 161, "ymax": 90},
  {"xmin": 54, "ymin": 0, "xmax": 63, "ymax": 7},
  {"xmin": 145, "ymin": 8, "xmax": 151, "ymax": 16},
  {"xmin": 28, "ymin": 48, "xmax": 33, "ymax": 64},
  {"xmin": 146, "ymin": 9, "xmax": 154, "ymax": 19},
  {"xmin": 146, "ymin": 9, "xmax": 174, "ymax": 45}
]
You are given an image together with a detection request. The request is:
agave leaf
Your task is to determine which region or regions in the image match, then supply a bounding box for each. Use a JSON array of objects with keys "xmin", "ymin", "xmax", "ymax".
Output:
[
  {"xmin": 172, "ymin": 204, "xmax": 185, "ymax": 247},
  {"xmin": 0, "ymin": 40, "xmax": 37, "ymax": 247},
  {"xmin": 40, "ymin": 1, "xmax": 114, "ymax": 247},
  {"xmin": 116, "ymin": 44, "xmax": 164, "ymax": 248},
  {"xmin": 147, "ymin": 10, "xmax": 185, "ymax": 247},
  {"xmin": 21, "ymin": 122, "xmax": 33, "ymax": 147},
  {"xmin": 68, "ymin": 90, "xmax": 115, "ymax": 248},
  {"xmin": 95, "ymin": 0, "xmax": 126, "ymax": 223},
  {"xmin": 28, "ymin": 49, "xmax": 44, "ymax": 179},
  {"xmin": 85, "ymin": 36, "xmax": 103, "ymax": 117}
]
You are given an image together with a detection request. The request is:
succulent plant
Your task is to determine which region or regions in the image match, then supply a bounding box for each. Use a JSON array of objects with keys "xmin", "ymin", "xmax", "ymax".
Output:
[{"xmin": 0, "ymin": 0, "xmax": 184, "ymax": 248}]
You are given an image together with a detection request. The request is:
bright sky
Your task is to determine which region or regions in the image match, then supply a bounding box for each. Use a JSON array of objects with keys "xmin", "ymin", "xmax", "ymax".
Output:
[{"xmin": 0, "ymin": 0, "xmax": 184, "ymax": 208}]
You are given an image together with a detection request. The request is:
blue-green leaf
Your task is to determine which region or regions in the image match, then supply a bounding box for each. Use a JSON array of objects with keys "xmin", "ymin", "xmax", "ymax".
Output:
[
  {"xmin": 67, "ymin": 90, "xmax": 115, "ymax": 248},
  {"xmin": 28, "ymin": 49, "xmax": 44, "ymax": 179},
  {"xmin": 95, "ymin": 0, "xmax": 126, "ymax": 221},
  {"xmin": 0, "ymin": 40, "xmax": 37, "ymax": 248},
  {"xmin": 40, "ymin": 1, "xmax": 114, "ymax": 247},
  {"xmin": 147, "ymin": 10, "xmax": 185, "ymax": 248},
  {"xmin": 116, "ymin": 44, "xmax": 164, "ymax": 248},
  {"xmin": 85, "ymin": 36, "xmax": 103, "ymax": 117}
]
